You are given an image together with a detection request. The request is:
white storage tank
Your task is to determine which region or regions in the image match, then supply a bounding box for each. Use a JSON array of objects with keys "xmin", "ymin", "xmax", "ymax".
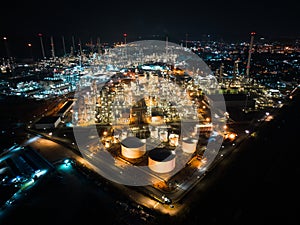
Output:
[
  {"xmin": 151, "ymin": 115, "xmax": 164, "ymax": 124},
  {"xmin": 148, "ymin": 148, "xmax": 176, "ymax": 173},
  {"xmin": 121, "ymin": 136, "xmax": 146, "ymax": 159},
  {"xmin": 182, "ymin": 137, "xmax": 198, "ymax": 153}
]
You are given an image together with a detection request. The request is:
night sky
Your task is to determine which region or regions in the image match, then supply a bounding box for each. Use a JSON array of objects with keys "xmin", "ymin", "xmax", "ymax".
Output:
[{"xmin": 0, "ymin": 0, "xmax": 299, "ymax": 58}]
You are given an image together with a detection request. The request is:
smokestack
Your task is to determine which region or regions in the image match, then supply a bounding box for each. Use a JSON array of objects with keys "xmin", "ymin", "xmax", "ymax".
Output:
[
  {"xmin": 97, "ymin": 37, "xmax": 101, "ymax": 54},
  {"xmin": 72, "ymin": 35, "xmax": 76, "ymax": 53},
  {"xmin": 62, "ymin": 36, "xmax": 66, "ymax": 56},
  {"xmin": 50, "ymin": 36, "xmax": 55, "ymax": 59},
  {"xmin": 38, "ymin": 33, "xmax": 45, "ymax": 59},
  {"xmin": 246, "ymin": 32, "xmax": 256, "ymax": 78}
]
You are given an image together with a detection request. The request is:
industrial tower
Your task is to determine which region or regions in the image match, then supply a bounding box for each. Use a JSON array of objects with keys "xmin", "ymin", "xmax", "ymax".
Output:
[
  {"xmin": 38, "ymin": 33, "xmax": 45, "ymax": 59},
  {"xmin": 50, "ymin": 36, "xmax": 55, "ymax": 59},
  {"xmin": 245, "ymin": 32, "xmax": 256, "ymax": 79}
]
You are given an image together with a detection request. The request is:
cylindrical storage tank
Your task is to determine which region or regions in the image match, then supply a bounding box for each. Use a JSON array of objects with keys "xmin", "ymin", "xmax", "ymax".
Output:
[
  {"xmin": 150, "ymin": 128, "xmax": 158, "ymax": 139},
  {"xmin": 159, "ymin": 130, "xmax": 168, "ymax": 142},
  {"xmin": 120, "ymin": 131, "xmax": 128, "ymax": 141},
  {"xmin": 148, "ymin": 148, "xmax": 176, "ymax": 173},
  {"xmin": 151, "ymin": 116, "xmax": 163, "ymax": 124},
  {"xmin": 169, "ymin": 133, "xmax": 179, "ymax": 147},
  {"xmin": 136, "ymin": 130, "xmax": 150, "ymax": 144},
  {"xmin": 121, "ymin": 136, "xmax": 146, "ymax": 159},
  {"xmin": 182, "ymin": 138, "xmax": 198, "ymax": 153}
]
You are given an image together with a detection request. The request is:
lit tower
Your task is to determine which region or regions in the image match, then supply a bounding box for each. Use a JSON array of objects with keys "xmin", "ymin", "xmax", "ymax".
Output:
[
  {"xmin": 165, "ymin": 35, "xmax": 169, "ymax": 55},
  {"xmin": 233, "ymin": 59, "xmax": 240, "ymax": 79},
  {"xmin": 219, "ymin": 62, "xmax": 224, "ymax": 82},
  {"xmin": 123, "ymin": 33, "xmax": 127, "ymax": 45},
  {"xmin": 245, "ymin": 32, "xmax": 256, "ymax": 79},
  {"xmin": 72, "ymin": 35, "xmax": 76, "ymax": 53},
  {"xmin": 62, "ymin": 36, "xmax": 66, "ymax": 56},
  {"xmin": 50, "ymin": 36, "xmax": 55, "ymax": 59},
  {"xmin": 185, "ymin": 33, "xmax": 188, "ymax": 48},
  {"xmin": 78, "ymin": 38, "xmax": 82, "ymax": 55},
  {"xmin": 3, "ymin": 37, "xmax": 10, "ymax": 58},
  {"xmin": 38, "ymin": 33, "xmax": 45, "ymax": 59},
  {"xmin": 229, "ymin": 59, "xmax": 240, "ymax": 88},
  {"xmin": 78, "ymin": 38, "xmax": 82, "ymax": 67},
  {"xmin": 97, "ymin": 37, "xmax": 101, "ymax": 54},
  {"xmin": 70, "ymin": 46, "xmax": 74, "ymax": 57},
  {"xmin": 27, "ymin": 43, "xmax": 33, "ymax": 59}
]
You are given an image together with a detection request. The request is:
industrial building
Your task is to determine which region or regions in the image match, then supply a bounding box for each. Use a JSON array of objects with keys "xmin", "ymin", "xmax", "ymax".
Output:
[
  {"xmin": 34, "ymin": 116, "xmax": 61, "ymax": 129},
  {"xmin": 56, "ymin": 100, "xmax": 74, "ymax": 117}
]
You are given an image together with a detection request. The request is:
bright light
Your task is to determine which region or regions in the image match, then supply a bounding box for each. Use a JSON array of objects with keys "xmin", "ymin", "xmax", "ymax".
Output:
[
  {"xmin": 21, "ymin": 179, "xmax": 35, "ymax": 190},
  {"xmin": 64, "ymin": 159, "xmax": 70, "ymax": 164},
  {"xmin": 201, "ymin": 157, "xmax": 207, "ymax": 164},
  {"xmin": 198, "ymin": 166, "xmax": 207, "ymax": 172},
  {"xmin": 34, "ymin": 169, "xmax": 47, "ymax": 178},
  {"xmin": 228, "ymin": 133, "xmax": 236, "ymax": 140},
  {"xmin": 265, "ymin": 115, "xmax": 273, "ymax": 121},
  {"xmin": 105, "ymin": 140, "xmax": 111, "ymax": 148},
  {"xmin": 23, "ymin": 136, "xmax": 40, "ymax": 145}
]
